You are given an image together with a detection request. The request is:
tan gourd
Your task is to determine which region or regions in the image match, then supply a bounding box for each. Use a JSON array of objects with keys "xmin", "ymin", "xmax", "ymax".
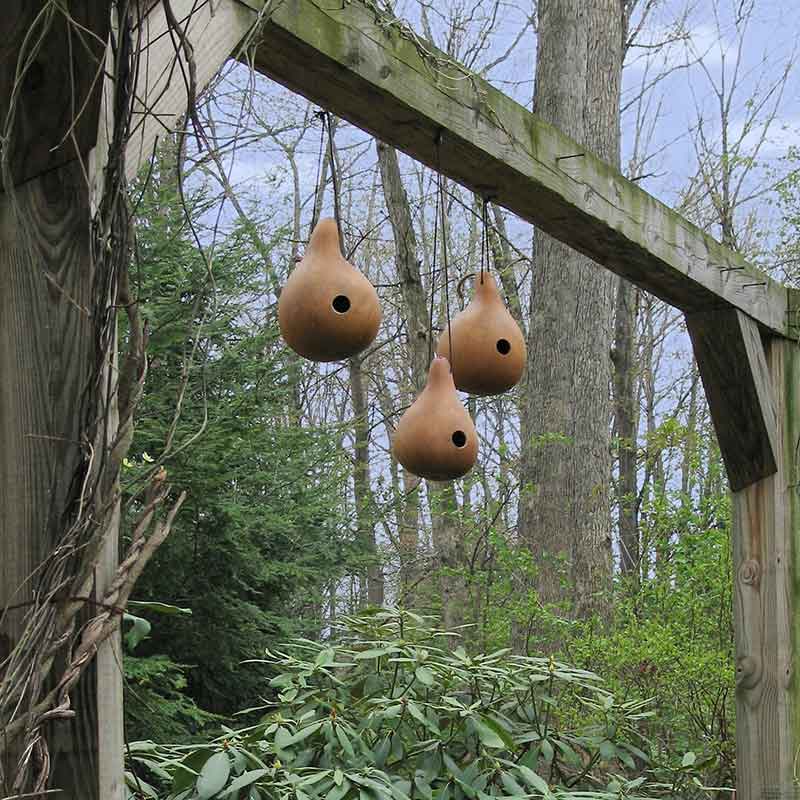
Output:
[
  {"xmin": 436, "ymin": 273, "xmax": 526, "ymax": 395},
  {"xmin": 279, "ymin": 218, "xmax": 381, "ymax": 362},
  {"xmin": 393, "ymin": 356, "xmax": 478, "ymax": 481}
]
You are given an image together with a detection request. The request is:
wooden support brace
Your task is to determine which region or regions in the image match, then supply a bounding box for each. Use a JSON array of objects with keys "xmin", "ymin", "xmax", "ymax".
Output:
[
  {"xmin": 686, "ymin": 309, "xmax": 778, "ymax": 491},
  {"xmin": 125, "ymin": 0, "xmax": 256, "ymax": 181}
]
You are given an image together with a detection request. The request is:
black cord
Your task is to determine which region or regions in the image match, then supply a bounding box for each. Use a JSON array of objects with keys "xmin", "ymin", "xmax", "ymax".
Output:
[
  {"xmin": 325, "ymin": 111, "xmax": 344, "ymax": 254},
  {"xmin": 311, "ymin": 110, "xmax": 326, "ymax": 231},
  {"xmin": 427, "ymin": 147, "xmax": 440, "ymax": 367},
  {"xmin": 436, "ymin": 133, "xmax": 454, "ymax": 373}
]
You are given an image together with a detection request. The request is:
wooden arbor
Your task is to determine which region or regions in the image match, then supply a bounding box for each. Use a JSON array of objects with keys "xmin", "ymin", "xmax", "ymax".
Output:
[{"xmin": 1, "ymin": 1, "xmax": 797, "ymax": 797}]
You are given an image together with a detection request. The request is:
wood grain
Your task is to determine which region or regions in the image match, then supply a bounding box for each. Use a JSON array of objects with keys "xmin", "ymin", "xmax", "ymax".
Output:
[
  {"xmin": 0, "ymin": 1, "xmax": 107, "ymax": 187},
  {"xmin": 686, "ymin": 309, "xmax": 778, "ymax": 491},
  {"xmin": 238, "ymin": 0, "xmax": 790, "ymax": 338},
  {"xmin": 0, "ymin": 159, "xmax": 111, "ymax": 798},
  {"xmin": 731, "ymin": 337, "xmax": 800, "ymax": 799}
]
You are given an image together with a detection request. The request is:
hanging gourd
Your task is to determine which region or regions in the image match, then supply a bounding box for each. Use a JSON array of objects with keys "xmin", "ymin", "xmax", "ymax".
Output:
[
  {"xmin": 436, "ymin": 272, "xmax": 526, "ymax": 395},
  {"xmin": 278, "ymin": 217, "xmax": 381, "ymax": 362},
  {"xmin": 393, "ymin": 356, "xmax": 478, "ymax": 481},
  {"xmin": 436, "ymin": 197, "xmax": 525, "ymax": 395}
]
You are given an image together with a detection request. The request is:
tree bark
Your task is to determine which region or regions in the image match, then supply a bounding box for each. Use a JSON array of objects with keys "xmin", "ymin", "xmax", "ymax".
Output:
[
  {"xmin": 612, "ymin": 279, "xmax": 639, "ymax": 584},
  {"xmin": 517, "ymin": 0, "xmax": 624, "ymax": 628},
  {"xmin": 376, "ymin": 142, "xmax": 425, "ymax": 599},
  {"xmin": 349, "ymin": 354, "xmax": 384, "ymax": 607}
]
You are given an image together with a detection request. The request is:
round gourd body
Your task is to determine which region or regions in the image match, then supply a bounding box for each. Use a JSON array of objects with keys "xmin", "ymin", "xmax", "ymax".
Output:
[
  {"xmin": 279, "ymin": 218, "xmax": 381, "ymax": 362},
  {"xmin": 437, "ymin": 274, "xmax": 525, "ymax": 395},
  {"xmin": 393, "ymin": 356, "xmax": 478, "ymax": 481}
]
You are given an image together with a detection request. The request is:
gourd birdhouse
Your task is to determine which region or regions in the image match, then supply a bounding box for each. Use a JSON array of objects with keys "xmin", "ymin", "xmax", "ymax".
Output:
[
  {"xmin": 393, "ymin": 356, "xmax": 478, "ymax": 481},
  {"xmin": 278, "ymin": 218, "xmax": 381, "ymax": 362},
  {"xmin": 436, "ymin": 273, "xmax": 525, "ymax": 395}
]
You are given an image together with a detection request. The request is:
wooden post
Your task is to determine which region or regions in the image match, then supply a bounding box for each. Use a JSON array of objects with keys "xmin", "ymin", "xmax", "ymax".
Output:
[
  {"xmin": 0, "ymin": 3, "xmax": 122, "ymax": 798},
  {"xmin": 1, "ymin": 2, "xmax": 253, "ymax": 795},
  {"xmin": 688, "ymin": 310, "xmax": 799, "ymax": 797},
  {"xmin": 730, "ymin": 337, "xmax": 800, "ymax": 799}
]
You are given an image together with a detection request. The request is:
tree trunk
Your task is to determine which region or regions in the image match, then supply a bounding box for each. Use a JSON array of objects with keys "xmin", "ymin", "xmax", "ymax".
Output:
[
  {"xmin": 612, "ymin": 279, "xmax": 639, "ymax": 584},
  {"xmin": 349, "ymin": 354, "xmax": 384, "ymax": 606},
  {"xmin": 517, "ymin": 0, "xmax": 624, "ymax": 629},
  {"xmin": 376, "ymin": 142, "xmax": 426, "ymax": 599}
]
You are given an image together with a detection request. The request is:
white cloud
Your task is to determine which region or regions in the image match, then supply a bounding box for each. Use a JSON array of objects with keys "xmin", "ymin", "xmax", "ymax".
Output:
[
  {"xmin": 727, "ymin": 115, "xmax": 800, "ymax": 157},
  {"xmin": 626, "ymin": 22, "xmax": 732, "ymax": 72}
]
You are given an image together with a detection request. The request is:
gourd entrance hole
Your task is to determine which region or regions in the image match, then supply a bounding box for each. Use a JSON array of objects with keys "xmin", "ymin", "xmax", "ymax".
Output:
[
  {"xmin": 452, "ymin": 430, "xmax": 467, "ymax": 448},
  {"xmin": 332, "ymin": 295, "xmax": 351, "ymax": 314},
  {"xmin": 496, "ymin": 338, "xmax": 511, "ymax": 355}
]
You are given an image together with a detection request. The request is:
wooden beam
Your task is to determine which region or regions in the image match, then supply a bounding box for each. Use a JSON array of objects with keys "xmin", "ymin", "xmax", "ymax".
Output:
[
  {"xmin": 732, "ymin": 337, "xmax": 800, "ymax": 798},
  {"xmin": 237, "ymin": 0, "xmax": 790, "ymax": 338},
  {"xmin": 125, "ymin": 0, "xmax": 255, "ymax": 182},
  {"xmin": 686, "ymin": 309, "xmax": 778, "ymax": 491}
]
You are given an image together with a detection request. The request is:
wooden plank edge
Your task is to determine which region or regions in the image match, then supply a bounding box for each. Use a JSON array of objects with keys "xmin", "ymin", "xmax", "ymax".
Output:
[{"xmin": 686, "ymin": 309, "xmax": 778, "ymax": 491}]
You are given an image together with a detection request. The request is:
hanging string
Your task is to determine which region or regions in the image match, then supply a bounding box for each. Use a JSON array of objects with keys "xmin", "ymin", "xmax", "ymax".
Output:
[
  {"xmin": 427, "ymin": 145, "xmax": 441, "ymax": 367},
  {"xmin": 325, "ymin": 111, "xmax": 344, "ymax": 255},
  {"xmin": 311, "ymin": 110, "xmax": 326, "ymax": 231},
  {"xmin": 480, "ymin": 195, "xmax": 489, "ymax": 285},
  {"xmin": 436, "ymin": 133, "xmax": 454, "ymax": 373}
]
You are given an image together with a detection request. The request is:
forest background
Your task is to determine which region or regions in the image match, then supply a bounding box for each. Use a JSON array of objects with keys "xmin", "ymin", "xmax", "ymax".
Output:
[{"xmin": 120, "ymin": 0, "xmax": 800, "ymax": 795}]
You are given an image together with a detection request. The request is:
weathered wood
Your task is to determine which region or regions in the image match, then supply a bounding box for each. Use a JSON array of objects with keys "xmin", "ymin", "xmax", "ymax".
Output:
[
  {"xmin": 732, "ymin": 337, "xmax": 800, "ymax": 798},
  {"xmin": 0, "ymin": 5, "xmax": 123, "ymax": 798},
  {"xmin": 0, "ymin": 160, "xmax": 103, "ymax": 798},
  {"xmin": 686, "ymin": 309, "xmax": 778, "ymax": 491},
  {"xmin": 0, "ymin": 1, "xmax": 108, "ymax": 186},
  {"xmin": 236, "ymin": 0, "xmax": 791, "ymax": 338},
  {"xmin": 126, "ymin": 0, "xmax": 255, "ymax": 182}
]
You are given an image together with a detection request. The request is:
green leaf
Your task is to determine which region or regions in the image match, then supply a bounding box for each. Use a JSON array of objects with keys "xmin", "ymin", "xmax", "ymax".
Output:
[
  {"xmin": 196, "ymin": 751, "xmax": 231, "ymax": 799},
  {"xmin": 275, "ymin": 726, "xmax": 294, "ymax": 750},
  {"xmin": 407, "ymin": 701, "xmax": 439, "ymax": 734},
  {"xmin": 477, "ymin": 716, "xmax": 514, "ymax": 750},
  {"xmin": 172, "ymin": 749, "xmax": 214, "ymax": 793},
  {"xmin": 336, "ymin": 725, "xmax": 355, "ymax": 759},
  {"xmin": 288, "ymin": 721, "xmax": 325, "ymax": 745},
  {"xmin": 123, "ymin": 613, "xmax": 151, "ymax": 652},
  {"xmin": 515, "ymin": 764, "xmax": 550, "ymax": 796},
  {"xmin": 220, "ymin": 769, "xmax": 268, "ymax": 797},
  {"xmin": 443, "ymin": 753, "xmax": 463, "ymax": 781},
  {"xmin": 415, "ymin": 666, "xmax": 434, "ymax": 686},
  {"xmin": 682, "ymin": 751, "xmax": 697, "ymax": 767},
  {"xmin": 373, "ymin": 737, "xmax": 391, "ymax": 768},
  {"xmin": 414, "ymin": 776, "xmax": 433, "ymax": 800},
  {"xmin": 553, "ymin": 739, "xmax": 581, "ymax": 767},
  {"xmin": 127, "ymin": 600, "xmax": 192, "ymax": 616},
  {"xmin": 354, "ymin": 647, "xmax": 397, "ymax": 660},
  {"xmin": 499, "ymin": 773, "xmax": 525, "ymax": 796},
  {"xmin": 327, "ymin": 779, "xmax": 351, "ymax": 800},
  {"xmin": 334, "ymin": 769, "xmax": 344, "ymax": 786},
  {"xmin": 472, "ymin": 718, "xmax": 505, "ymax": 749},
  {"xmin": 599, "ymin": 740, "xmax": 616, "ymax": 761}
]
